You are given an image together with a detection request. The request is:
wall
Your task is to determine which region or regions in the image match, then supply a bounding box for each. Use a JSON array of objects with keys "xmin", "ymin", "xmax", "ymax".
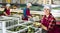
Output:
[{"xmin": 0, "ymin": 0, "xmax": 2, "ymax": 3}]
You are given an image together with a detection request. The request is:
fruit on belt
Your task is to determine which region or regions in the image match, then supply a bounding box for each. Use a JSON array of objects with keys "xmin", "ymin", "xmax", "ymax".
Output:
[
  {"xmin": 27, "ymin": 27, "xmax": 35, "ymax": 33},
  {"xmin": 23, "ymin": 23, "xmax": 33, "ymax": 26},
  {"xmin": 33, "ymin": 22, "xmax": 41, "ymax": 28},
  {"xmin": 8, "ymin": 26, "xmax": 25, "ymax": 31}
]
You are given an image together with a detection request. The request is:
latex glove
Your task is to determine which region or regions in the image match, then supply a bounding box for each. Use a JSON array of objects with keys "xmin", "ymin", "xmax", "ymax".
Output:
[
  {"xmin": 28, "ymin": 16, "xmax": 32, "ymax": 18},
  {"xmin": 41, "ymin": 24, "xmax": 48, "ymax": 30}
]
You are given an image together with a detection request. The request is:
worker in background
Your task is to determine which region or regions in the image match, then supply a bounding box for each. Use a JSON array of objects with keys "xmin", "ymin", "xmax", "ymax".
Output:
[
  {"xmin": 4, "ymin": 4, "xmax": 11, "ymax": 16},
  {"xmin": 22, "ymin": 3, "xmax": 32, "ymax": 21}
]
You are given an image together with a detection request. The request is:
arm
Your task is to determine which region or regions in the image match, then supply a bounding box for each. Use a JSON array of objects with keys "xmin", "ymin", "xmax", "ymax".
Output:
[
  {"xmin": 4, "ymin": 12, "xmax": 8, "ymax": 16},
  {"xmin": 41, "ymin": 24, "xmax": 48, "ymax": 30},
  {"xmin": 40, "ymin": 16, "xmax": 48, "ymax": 30},
  {"xmin": 3, "ymin": 8, "xmax": 8, "ymax": 16}
]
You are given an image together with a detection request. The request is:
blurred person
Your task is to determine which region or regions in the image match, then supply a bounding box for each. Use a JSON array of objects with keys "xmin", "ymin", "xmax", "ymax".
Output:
[
  {"xmin": 22, "ymin": 3, "xmax": 32, "ymax": 21},
  {"xmin": 12, "ymin": 5, "xmax": 17, "ymax": 9},
  {"xmin": 40, "ymin": 5, "xmax": 58, "ymax": 33},
  {"xmin": 4, "ymin": 4, "xmax": 11, "ymax": 16}
]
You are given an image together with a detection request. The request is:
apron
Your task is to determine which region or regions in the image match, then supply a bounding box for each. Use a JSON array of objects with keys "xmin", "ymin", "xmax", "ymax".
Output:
[{"xmin": 22, "ymin": 8, "xmax": 31, "ymax": 20}]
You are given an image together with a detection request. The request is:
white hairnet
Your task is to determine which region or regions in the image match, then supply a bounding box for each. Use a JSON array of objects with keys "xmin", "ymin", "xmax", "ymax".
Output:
[
  {"xmin": 6, "ymin": 4, "xmax": 10, "ymax": 7},
  {"xmin": 44, "ymin": 5, "xmax": 51, "ymax": 10},
  {"xmin": 26, "ymin": 3, "xmax": 32, "ymax": 6}
]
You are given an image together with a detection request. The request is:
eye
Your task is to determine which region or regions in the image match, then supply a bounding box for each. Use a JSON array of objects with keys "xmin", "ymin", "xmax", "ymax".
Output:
[
  {"xmin": 47, "ymin": 9, "xmax": 50, "ymax": 10},
  {"xmin": 44, "ymin": 9, "xmax": 47, "ymax": 10}
]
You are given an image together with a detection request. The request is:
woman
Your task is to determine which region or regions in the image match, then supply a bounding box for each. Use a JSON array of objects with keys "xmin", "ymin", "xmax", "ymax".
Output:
[
  {"xmin": 4, "ymin": 4, "xmax": 10, "ymax": 16},
  {"xmin": 40, "ymin": 5, "xmax": 57, "ymax": 33},
  {"xmin": 22, "ymin": 3, "xmax": 32, "ymax": 21}
]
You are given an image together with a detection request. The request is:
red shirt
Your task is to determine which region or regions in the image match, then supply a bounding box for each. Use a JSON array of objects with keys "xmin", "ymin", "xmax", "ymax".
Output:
[
  {"xmin": 26, "ymin": 8, "xmax": 31, "ymax": 16},
  {"xmin": 40, "ymin": 13, "xmax": 57, "ymax": 33},
  {"xmin": 22, "ymin": 8, "xmax": 31, "ymax": 20},
  {"xmin": 4, "ymin": 8, "xmax": 10, "ymax": 15}
]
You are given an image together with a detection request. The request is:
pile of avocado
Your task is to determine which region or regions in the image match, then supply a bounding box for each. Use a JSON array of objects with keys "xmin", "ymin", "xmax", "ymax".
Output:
[
  {"xmin": 8, "ymin": 26, "xmax": 25, "ymax": 32},
  {"xmin": 27, "ymin": 27, "xmax": 35, "ymax": 33},
  {"xmin": 20, "ymin": 27, "xmax": 36, "ymax": 33}
]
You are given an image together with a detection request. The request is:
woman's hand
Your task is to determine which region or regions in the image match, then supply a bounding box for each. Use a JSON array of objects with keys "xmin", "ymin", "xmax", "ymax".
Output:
[
  {"xmin": 4, "ymin": 12, "xmax": 8, "ymax": 16},
  {"xmin": 28, "ymin": 16, "xmax": 32, "ymax": 18},
  {"xmin": 41, "ymin": 24, "xmax": 48, "ymax": 31}
]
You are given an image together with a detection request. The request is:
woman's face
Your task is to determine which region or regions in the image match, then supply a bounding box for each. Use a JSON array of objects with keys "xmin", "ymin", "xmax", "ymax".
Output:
[
  {"xmin": 6, "ymin": 6, "xmax": 10, "ymax": 8},
  {"xmin": 44, "ymin": 8, "xmax": 50, "ymax": 15},
  {"xmin": 27, "ymin": 6, "xmax": 31, "ymax": 8}
]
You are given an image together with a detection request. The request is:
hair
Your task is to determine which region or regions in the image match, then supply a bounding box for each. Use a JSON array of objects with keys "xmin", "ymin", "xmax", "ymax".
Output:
[{"xmin": 43, "ymin": 5, "xmax": 51, "ymax": 12}]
